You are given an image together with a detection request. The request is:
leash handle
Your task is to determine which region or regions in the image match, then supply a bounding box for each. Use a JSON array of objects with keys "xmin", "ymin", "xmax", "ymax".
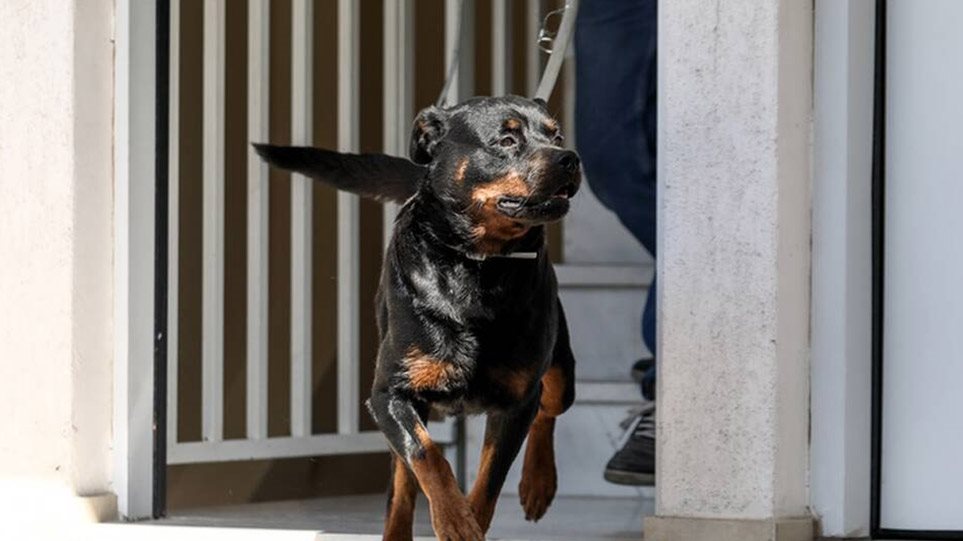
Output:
[{"xmin": 437, "ymin": 0, "xmax": 580, "ymax": 108}]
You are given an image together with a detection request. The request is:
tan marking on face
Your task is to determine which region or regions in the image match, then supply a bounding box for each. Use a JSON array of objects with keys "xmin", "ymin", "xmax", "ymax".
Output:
[
  {"xmin": 504, "ymin": 118, "xmax": 522, "ymax": 130},
  {"xmin": 453, "ymin": 157, "xmax": 469, "ymax": 184},
  {"xmin": 404, "ymin": 347, "xmax": 458, "ymax": 391},
  {"xmin": 469, "ymin": 173, "xmax": 532, "ymax": 255},
  {"xmin": 470, "ymin": 173, "xmax": 530, "ymax": 203},
  {"xmin": 543, "ymin": 119, "xmax": 559, "ymax": 134}
]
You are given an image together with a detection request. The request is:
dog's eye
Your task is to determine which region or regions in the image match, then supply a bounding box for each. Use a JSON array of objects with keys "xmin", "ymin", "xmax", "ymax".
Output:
[
  {"xmin": 499, "ymin": 136, "xmax": 517, "ymax": 148},
  {"xmin": 552, "ymin": 134, "xmax": 565, "ymax": 146}
]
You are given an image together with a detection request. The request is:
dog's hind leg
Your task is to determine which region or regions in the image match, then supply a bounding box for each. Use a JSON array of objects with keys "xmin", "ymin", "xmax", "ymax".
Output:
[
  {"xmin": 519, "ymin": 300, "xmax": 576, "ymax": 522},
  {"xmin": 467, "ymin": 395, "xmax": 540, "ymax": 532}
]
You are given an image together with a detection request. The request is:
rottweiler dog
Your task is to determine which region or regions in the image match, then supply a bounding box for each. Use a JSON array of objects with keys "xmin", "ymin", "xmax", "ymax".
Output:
[{"xmin": 255, "ymin": 95, "xmax": 579, "ymax": 541}]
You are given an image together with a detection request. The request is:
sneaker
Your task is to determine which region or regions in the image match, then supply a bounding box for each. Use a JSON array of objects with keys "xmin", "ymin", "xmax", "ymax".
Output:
[
  {"xmin": 603, "ymin": 401, "xmax": 655, "ymax": 486},
  {"xmin": 630, "ymin": 357, "xmax": 654, "ymax": 383}
]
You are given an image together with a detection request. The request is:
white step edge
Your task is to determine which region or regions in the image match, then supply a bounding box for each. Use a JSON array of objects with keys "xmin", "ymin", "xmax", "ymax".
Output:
[
  {"xmin": 555, "ymin": 264, "xmax": 653, "ymax": 288},
  {"xmin": 87, "ymin": 523, "xmax": 539, "ymax": 541},
  {"xmin": 574, "ymin": 381, "xmax": 644, "ymax": 404}
]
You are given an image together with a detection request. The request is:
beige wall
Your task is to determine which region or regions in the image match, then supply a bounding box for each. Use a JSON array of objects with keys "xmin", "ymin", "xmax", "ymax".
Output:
[{"xmin": 0, "ymin": 0, "xmax": 116, "ymax": 526}]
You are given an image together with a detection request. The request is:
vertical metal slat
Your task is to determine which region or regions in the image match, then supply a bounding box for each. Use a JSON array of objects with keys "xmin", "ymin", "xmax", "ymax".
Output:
[
  {"xmin": 444, "ymin": 0, "xmax": 475, "ymax": 105},
  {"xmin": 290, "ymin": 0, "xmax": 314, "ymax": 438},
  {"xmin": 167, "ymin": 0, "xmax": 181, "ymax": 451},
  {"xmin": 201, "ymin": 0, "xmax": 226, "ymax": 443},
  {"xmin": 246, "ymin": 0, "xmax": 270, "ymax": 441},
  {"xmin": 337, "ymin": 0, "xmax": 361, "ymax": 435},
  {"xmin": 382, "ymin": 0, "xmax": 414, "ymax": 249},
  {"xmin": 491, "ymin": 0, "xmax": 512, "ymax": 96}
]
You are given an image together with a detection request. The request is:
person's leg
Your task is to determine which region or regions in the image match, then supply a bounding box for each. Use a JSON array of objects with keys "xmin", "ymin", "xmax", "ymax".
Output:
[
  {"xmin": 641, "ymin": 276, "xmax": 656, "ymax": 400},
  {"xmin": 576, "ymin": 0, "xmax": 659, "ymax": 486},
  {"xmin": 575, "ymin": 0, "xmax": 657, "ymax": 258},
  {"xmin": 575, "ymin": 0, "xmax": 658, "ymax": 378}
]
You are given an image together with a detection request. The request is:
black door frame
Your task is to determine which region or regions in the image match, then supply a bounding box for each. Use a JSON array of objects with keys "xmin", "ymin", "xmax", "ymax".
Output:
[
  {"xmin": 153, "ymin": 0, "xmax": 171, "ymax": 520},
  {"xmin": 870, "ymin": 0, "xmax": 962, "ymax": 538}
]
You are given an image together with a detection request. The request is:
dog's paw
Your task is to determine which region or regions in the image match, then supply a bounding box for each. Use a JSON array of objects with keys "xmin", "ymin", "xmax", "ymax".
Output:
[
  {"xmin": 518, "ymin": 457, "xmax": 557, "ymax": 522},
  {"xmin": 429, "ymin": 496, "xmax": 485, "ymax": 541}
]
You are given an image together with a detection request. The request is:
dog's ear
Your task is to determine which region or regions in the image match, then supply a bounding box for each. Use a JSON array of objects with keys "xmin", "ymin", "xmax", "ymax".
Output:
[
  {"xmin": 532, "ymin": 97, "xmax": 549, "ymax": 111},
  {"xmin": 409, "ymin": 106, "xmax": 449, "ymax": 164},
  {"xmin": 253, "ymin": 144, "xmax": 427, "ymax": 203}
]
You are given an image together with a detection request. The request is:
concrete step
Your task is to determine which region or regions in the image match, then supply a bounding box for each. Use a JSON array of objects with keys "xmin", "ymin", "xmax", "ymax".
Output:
[
  {"xmin": 465, "ymin": 382, "xmax": 654, "ymax": 499},
  {"xmin": 556, "ymin": 264, "xmax": 653, "ymax": 381}
]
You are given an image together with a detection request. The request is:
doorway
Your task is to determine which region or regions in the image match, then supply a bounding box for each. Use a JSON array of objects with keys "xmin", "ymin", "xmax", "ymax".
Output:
[{"xmin": 873, "ymin": 0, "xmax": 963, "ymax": 537}]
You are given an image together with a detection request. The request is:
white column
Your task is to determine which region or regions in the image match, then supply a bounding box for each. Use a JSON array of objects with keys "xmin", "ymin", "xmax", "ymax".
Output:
[
  {"xmin": 809, "ymin": 0, "xmax": 874, "ymax": 537},
  {"xmin": 647, "ymin": 1, "xmax": 814, "ymax": 540},
  {"xmin": 112, "ymin": 0, "xmax": 156, "ymax": 520}
]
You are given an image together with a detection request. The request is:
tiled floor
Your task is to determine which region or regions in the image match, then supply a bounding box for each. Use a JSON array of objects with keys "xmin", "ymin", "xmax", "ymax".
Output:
[{"xmin": 160, "ymin": 493, "xmax": 652, "ymax": 540}]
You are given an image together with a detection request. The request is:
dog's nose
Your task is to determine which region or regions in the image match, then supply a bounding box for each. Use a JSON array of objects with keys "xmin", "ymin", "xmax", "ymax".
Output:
[{"xmin": 557, "ymin": 150, "xmax": 580, "ymax": 173}]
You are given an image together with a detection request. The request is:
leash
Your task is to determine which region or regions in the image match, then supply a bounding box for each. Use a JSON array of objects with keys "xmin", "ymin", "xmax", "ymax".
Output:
[{"xmin": 436, "ymin": 0, "xmax": 580, "ymax": 107}]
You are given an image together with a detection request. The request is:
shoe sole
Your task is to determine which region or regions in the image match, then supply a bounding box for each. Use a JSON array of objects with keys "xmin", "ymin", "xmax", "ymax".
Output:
[{"xmin": 604, "ymin": 468, "xmax": 655, "ymax": 486}]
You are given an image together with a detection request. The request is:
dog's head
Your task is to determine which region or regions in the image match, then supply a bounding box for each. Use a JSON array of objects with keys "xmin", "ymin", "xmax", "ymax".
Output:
[
  {"xmin": 254, "ymin": 96, "xmax": 580, "ymax": 254},
  {"xmin": 412, "ymin": 96, "xmax": 581, "ymax": 226}
]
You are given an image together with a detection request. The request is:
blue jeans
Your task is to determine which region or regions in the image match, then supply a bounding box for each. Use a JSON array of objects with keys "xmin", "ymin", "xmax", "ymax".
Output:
[{"xmin": 575, "ymin": 0, "xmax": 658, "ymax": 399}]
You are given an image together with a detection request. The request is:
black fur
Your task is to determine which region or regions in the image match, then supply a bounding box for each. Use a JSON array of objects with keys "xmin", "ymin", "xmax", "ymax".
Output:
[
  {"xmin": 256, "ymin": 95, "xmax": 579, "ymax": 541},
  {"xmin": 253, "ymin": 144, "xmax": 426, "ymax": 203}
]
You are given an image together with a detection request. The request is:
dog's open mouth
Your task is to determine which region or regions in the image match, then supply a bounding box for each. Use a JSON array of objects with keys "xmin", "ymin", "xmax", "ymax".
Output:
[
  {"xmin": 495, "ymin": 181, "xmax": 578, "ymax": 214},
  {"xmin": 496, "ymin": 196, "xmax": 526, "ymax": 212}
]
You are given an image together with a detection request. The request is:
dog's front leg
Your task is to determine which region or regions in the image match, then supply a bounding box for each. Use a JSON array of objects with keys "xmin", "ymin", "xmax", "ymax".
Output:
[
  {"xmin": 467, "ymin": 395, "xmax": 539, "ymax": 533},
  {"xmin": 368, "ymin": 389, "xmax": 484, "ymax": 541}
]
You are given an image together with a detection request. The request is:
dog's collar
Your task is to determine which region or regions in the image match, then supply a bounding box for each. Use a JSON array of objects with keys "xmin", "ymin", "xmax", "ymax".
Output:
[{"xmin": 466, "ymin": 251, "xmax": 539, "ymax": 261}]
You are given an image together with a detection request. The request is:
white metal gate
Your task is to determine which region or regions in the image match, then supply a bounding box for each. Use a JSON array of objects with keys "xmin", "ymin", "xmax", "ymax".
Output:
[{"xmin": 163, "ymin": 0, "xmax": 572, "ymax": 468}]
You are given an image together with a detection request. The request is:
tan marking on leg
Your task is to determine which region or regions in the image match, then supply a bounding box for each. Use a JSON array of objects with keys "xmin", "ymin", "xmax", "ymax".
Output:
[
  {"xmin": 384, "ymin": 455, "xmax": 418, "ymax": 541},
  {"xmin": 487, "ymin": 365, "xmax": 534, "ymax": 402},
  {"xmin": 540, "ymin": 365, "xmax": 567, "ymax": 417},
  {"xmin": 519, "ymin": 410, "xmax": 557, "ymax": 522},
  {"xmin": 467, "ymin": 436, "xmax": 499, "ymax": 532},
  {"xmin": 409, "ymin": 424, "xmax": 484, "ymax": 540},
  {"xmin": 403, "ymin": 347, "xmax": 458, "ymax": 392}
]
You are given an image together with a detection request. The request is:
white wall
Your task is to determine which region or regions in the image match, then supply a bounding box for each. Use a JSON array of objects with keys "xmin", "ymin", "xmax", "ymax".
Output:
[{"xmin": 0, "ymin": 0, "xmax": 116, "ymax": 526}]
